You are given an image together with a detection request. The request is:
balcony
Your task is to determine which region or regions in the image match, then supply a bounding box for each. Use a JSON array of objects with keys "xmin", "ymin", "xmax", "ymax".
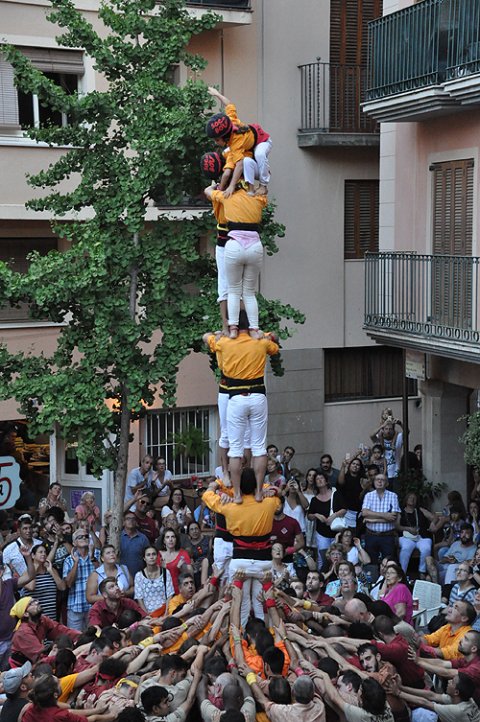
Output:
[
  {"xmin": 298, "ymin": 61, "xmax": 379, "ymax": 147},
  {"xmin": 185, "ymin": 0, "xmax": 252, "ymax": 26},
  {"xmin": 364, "ymin": 252, "xmax": 480, "ymax": 363},
  {"xmin": 364, "ymin": 0, "xmax": 480, "ymax": 122}
]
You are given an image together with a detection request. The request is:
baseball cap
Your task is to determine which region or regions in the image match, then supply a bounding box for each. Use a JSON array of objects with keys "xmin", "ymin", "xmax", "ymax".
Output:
[{"xmin": 2, "ymin": 661, "xmax": 32, "ymax": 694}]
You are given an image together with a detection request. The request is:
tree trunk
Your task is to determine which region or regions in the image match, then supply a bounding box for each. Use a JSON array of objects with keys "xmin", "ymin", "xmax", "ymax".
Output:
[{"xmin": 109, "ymin": 231, "xmax": 139, "ymax": 550}]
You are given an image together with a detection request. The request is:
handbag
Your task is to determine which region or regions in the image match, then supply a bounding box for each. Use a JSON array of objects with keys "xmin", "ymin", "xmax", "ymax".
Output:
[
  {"xmin": 402, "ymin": 509, "xmax": 420, "ymax": 541},
  {"xmin": 330, "ymin": 490, "xmax": 347, "ymax": 531}
]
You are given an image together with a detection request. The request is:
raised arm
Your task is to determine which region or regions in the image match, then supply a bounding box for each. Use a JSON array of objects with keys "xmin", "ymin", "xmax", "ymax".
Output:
[{"xmin": 208, "ymin": 86, "xmax": 231, "ymax": 107}]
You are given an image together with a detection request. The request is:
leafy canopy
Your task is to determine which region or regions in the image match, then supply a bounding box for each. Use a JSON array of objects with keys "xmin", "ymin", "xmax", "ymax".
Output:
[{"xmin": 0, "ymin": 0, "xmax": 304, "ymax": 478}]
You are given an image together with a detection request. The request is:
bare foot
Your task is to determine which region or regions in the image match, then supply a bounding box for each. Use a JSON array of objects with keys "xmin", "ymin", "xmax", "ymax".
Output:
[
  {"xmin": 255, "ymin": 184, "xmax": 268, "ymax": 196},
  {"xmin": 255, "ymin": 490, "xmax": 264, "ymax": 502},
  {"xmin": 233, "ymin": 494, "xmax": 243, "ymax": 504},
  {"xmin": 229, "ymin": 326, "xmax": 238, "ymax": 339},
  {"xmin": 249, "ymin": 329, "xmax": 263, "ymax": 340}
]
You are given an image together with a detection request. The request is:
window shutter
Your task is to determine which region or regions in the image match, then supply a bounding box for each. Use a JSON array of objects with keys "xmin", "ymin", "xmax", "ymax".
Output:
[
  {"xmin": 344, "ymin": 180, "xmax": 379, "ymax": 259},
  {"xmin": 330, "ymin": 0, "xmax": 383, "ymax": 66},
  {"xmin": 19, "ymin": 47, "xmax": 84, "ymax": 75},
  {"xmin": 431, "ymin": 158, "xmax": 474, "ymax": 329},
  {"xmin": 0, "ymin": 56, "xmax": 20, "ymax": 127}
]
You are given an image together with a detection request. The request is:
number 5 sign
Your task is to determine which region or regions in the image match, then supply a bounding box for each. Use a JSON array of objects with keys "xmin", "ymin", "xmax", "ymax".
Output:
[{"xmin": 0, "ymin": 456, "xmax": 22, "ymax": 509}]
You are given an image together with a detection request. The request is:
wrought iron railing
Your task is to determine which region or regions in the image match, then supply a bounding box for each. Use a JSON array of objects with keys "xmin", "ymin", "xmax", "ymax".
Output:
[
  {"xmin": 299, "ymin": 61, "xmax": 378, "ymax": 133},
  {"xmin": 185, "ymin": 0, "xmax": 250, "ymax": 7},
  {"xmin": 364, "ymin": 252, "xmax": 480, "ymax": 345},
  {"xmin": 367, "ymin": 0, "xmax": 480, "ymax": 101}
]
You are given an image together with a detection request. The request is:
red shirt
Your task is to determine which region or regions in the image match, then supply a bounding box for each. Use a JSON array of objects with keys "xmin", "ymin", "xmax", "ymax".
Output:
[
  {"xmin": 271, "ymin": 515, "xmax": 301, "ymax": 548},
  {"xmin": 88, "ymin": 597, "xmax": 146, "ymax": 628},
  {"xmin": 165, "ymin": 550, "xmax": 192, "ymax": 594},
  {"xmin": 11, "ymin": 616, "xmax": 80, "ymax": 663},
  {"xmin": 22, "ymin": 705, "xmax": 84, "ymax": 721},
  {"xmin": 452, "ymin": 655, "xmax": 480, "ymax": 704},
  {"xmin": 135, "ymin": 513, "xmax": 157, "ymax": 543},
  {"xmin": 376, "ymin": 635, "xmax": 425, "ymax": 688}
]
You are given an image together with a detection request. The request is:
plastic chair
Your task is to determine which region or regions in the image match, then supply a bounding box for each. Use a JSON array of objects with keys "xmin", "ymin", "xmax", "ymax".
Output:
[{"xmin": 411, "ymin": 580, "xmax": 443, "ymax": 628}]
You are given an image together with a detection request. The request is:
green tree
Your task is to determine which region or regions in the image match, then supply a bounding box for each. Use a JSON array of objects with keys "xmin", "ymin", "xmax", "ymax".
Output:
[{"xmin": 0, "ymin": 0, "xmax": 304, "ymax": 547}]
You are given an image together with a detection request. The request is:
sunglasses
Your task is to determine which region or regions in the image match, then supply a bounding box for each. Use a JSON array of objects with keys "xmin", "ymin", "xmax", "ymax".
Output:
[{"xmin": 76, "ymin": 534, "xmax": 89, "ymax": 540}]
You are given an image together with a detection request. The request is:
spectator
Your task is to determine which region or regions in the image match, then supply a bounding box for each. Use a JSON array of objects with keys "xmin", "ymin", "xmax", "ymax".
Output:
[
  {"xmin": 38, "ymin": 483, "xmax": 68, "ymax": 518},
  {"xmin": 124, "ymin": 455, "xmax": 155, "ymax": 514},
  {"xmin": 86, "ymin": 545, "xmax": 133, "ymax": 605},
  {"xmin": 63, "ymin": 528, "xmax": 98, "ymax": 631},
  {"xmin": 3, "ymin": 514, "xmax": 42, "ymax": 579},
  {"xmin": 397, "ymin": 493, "xmax": 434, "ymax": 578},
  {"xmin": 151, "ymin": 457, "xmax": 174, "ymax": 511},
  {"xmin": 18, "ymin": 543, "xmax": 66, "ymax": 621},
  {"xmin": 370, "ymin": 417, "xmax": 403, "ymax": 493},
  {"xmin": 161, "ymin": 489, "xmax": 193, "ymax": 530},
  {"xmin": 134, "ymin": 546, "xmax": 174, "ymax": 614},
  {"xmin": 378, "ymin": 562, "xmax": 413, "ymax": 623},
  {"xmin": 316, "ymin": 453, "xmax": 340, "ymax": 488},
  {"xmin": 307, "ymin": 472, "xmax": 346, "ymax": 569},
  {"xmin": 362, "ymin": 474, "xmax": 400, "ymax": 562},
  {"xmin": 337, "ymin": 457, "xmax": 367, "ymax": 529},
  {"xmin": 74, "ymin": 492, "xmax": 100, "ymax": 529},
  {"xmin": 158, "ymin": 528, "xmax": 192, "ymax": 595},
  {"xmin": 119, "ymin": 512, "xmax": 149, "ymax": 579}
]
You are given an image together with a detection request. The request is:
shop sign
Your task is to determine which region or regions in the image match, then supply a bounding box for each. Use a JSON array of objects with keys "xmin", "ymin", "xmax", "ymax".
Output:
[{"xmin": 0, "ymin": 456, "xmax": 22, "ymax": 509}]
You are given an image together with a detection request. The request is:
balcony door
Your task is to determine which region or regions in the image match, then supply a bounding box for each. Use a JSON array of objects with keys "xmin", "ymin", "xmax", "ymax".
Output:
[
  {"xmin": 329, "ymin": 0, "xmax": 382, "ymax": 132},
  {"xmin": 431, "ymin": 158, "xmax": 474, "ymax": 330}
]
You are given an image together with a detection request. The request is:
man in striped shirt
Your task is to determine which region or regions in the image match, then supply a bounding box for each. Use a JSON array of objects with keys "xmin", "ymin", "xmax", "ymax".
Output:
[{"xmin": 362, "ymin": 474, "xmax": 400, "ymax": 562}]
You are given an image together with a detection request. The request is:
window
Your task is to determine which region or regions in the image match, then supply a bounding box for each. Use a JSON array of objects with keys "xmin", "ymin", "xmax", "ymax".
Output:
[
  {"xmin": 146, "ymin": 407, "xmax": 216, "ymax": 478},
  {"xmin": 325, "ymin": 346, "xmax": 417, "ymax": 402},
  {"xmin": 0, "ymin": 47, "xmax": 83, "ymax": 131},
  {"xmin": 431, "ymin": 158, "xmax": 474, "ymax": 329},
  {"xmin": 344, "ymin": 179, "xmax": 379, "ymax": 259},
  {"xmin": 0, "ymin": 237, "xmax": 57, "ymax": 322}
]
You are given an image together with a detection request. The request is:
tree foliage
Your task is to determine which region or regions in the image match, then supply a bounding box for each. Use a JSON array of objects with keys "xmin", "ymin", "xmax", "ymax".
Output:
[{"xmin": 0, "ymin": 0, "xmax": 304, "ymax": 542}]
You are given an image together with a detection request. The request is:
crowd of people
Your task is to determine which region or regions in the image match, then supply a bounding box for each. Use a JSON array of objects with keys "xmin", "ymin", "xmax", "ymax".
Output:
[{"xmin": 0, "ymin": 422, "xmax": 478, "ymax": 722}]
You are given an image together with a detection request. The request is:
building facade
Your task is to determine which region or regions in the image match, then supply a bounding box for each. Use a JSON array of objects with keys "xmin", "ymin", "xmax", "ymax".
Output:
[
  {"xmin": 0, "ymin": 0, "xmax": 422, "ymax": 513},
  {"xmin": 363, "ymin": 0, "xmax": 480, "ymax": 499}
]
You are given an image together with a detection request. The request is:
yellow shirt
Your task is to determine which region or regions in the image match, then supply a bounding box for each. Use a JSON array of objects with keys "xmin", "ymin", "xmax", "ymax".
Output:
[
  {"xmin": 168, "ymin": 593, "xmax": 187, "ymax": 615},
  {"xmin": 424, "ymin": 623, "xmax": 471, "ymax": 660},
  {"xmin": 207, "ymin": 333, "xmax": 279, "ymax": 382},
  {"xmin": 210, "ymin": 189, "xmax": 267, "ymax": 225},
  {"xmin": 224, "ymin": 103, "xmax": 255, "ymax": 168},
  {"xmin": 59, "ymin": 673, "xmax": 78, "ymax": 703},
  {"xmin": 203, "ymin": 490, "xmax": 280, "ymax": 538}
]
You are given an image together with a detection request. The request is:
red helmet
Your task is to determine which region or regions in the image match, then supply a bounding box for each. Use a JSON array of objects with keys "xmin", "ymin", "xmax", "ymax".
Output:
[
  {"xmin": 200, "ymin": 152, "xmax": 225, "ymax": 180},
  {"xmin": 206, "ymin": 113, "xmax": 233, "ymax": 139}
]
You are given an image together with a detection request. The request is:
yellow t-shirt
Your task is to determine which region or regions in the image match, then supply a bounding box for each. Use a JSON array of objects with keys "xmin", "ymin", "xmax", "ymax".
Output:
[
  {"xmin": 59, "ymin": 673, "xmax": 78, "ymax": 703},
  {"xmin": 224, "ymin": 103, "xmax": 255, "ymax": 168},
  {"xmin": 207, "ymin": 333, "xmax": 279, "ymax": 382},
  {"xmin": 203, "ymin": 490, "xmax": 280, "ymax": 538},
  {"xmin": 210, "ymin": 189, "xmax": 267, "ymax": 225}
]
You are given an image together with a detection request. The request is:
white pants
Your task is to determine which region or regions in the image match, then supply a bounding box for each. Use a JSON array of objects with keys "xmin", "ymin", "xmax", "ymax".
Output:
[
  {"xmin": 213, "ymin": 537, "xmax": 233, "ymax": 576},
  {"xmin": 316, "ymin": 532, "xmax": 333, "ymax": 571},
  {"xmin": 216, "ymin": 245, "xmax": 228, "ymax": 303},
  {"xmin": 218, "ymin": 392, "xmax": 251, "ymax": 450},
  {"xmin": 224, "ymin": 239, "xmax": 263, "ymax": 329},
  {"xmin": 399, "ymin": 536, "xmax": 432, "ymax": 573},
  {"xmin": 227, "ymin": 393, "xmax": 267, "ymax": 458},
  {"xmin": 254, "ymin": 138, "xmax": 272, "ymax": 185},
  {"xmin": 243, "ymin": 157, "xmax": 259, "ymax": 186},
  {"xmin": 229, "ymin": 557, "xmax": 272, "ymax": 627}
]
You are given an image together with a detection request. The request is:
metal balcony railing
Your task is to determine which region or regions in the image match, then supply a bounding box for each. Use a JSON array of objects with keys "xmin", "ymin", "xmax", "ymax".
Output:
[
  {"xmin": 299, "ymin": 61, "xmax": 378, "ymax": 134},
  {"xmin": 364, "ymin": 252, "xmax": 480, "ymax": 345},
  {"xmin": 367, "ymin": 0, "xmax": 480, "ymax": 101},
  {"xmin": 185, "ymin": 0, "xmax": 250, "ymax": 7}
]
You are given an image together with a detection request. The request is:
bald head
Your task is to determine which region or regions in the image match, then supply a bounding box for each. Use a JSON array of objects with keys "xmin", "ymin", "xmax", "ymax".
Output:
[
  {"xmin": 293, "ymin": 676, "xmax": 314, "ymax": 704},
  {"xmin": 344, "ymin": 598, "xmax": 369, "ymax": 623}
]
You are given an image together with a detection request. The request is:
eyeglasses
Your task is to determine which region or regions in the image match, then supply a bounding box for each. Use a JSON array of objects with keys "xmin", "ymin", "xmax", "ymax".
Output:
[{"xmin": 76, "ymin": 534, "xmax": 89, "ymax": 540}]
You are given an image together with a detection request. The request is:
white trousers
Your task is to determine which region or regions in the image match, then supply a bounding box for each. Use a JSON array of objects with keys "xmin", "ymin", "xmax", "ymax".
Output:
[
  {"xmin": 213, "ymin": 537, "xmax": 233, "ymax": 576},
  {"xmin": 254, "ymin": 138, "xmax": 272, "ymax": 185},
  {"xmin": 316, "ymin": 532, "xmax": 333, "ymax": 571},
  {"xmin": 216, "ymin": 245, "xmax": 228, "ymax": 303},
  {"xmin": 229, "ymin": 557, "xmax": 272, "ymax": 627},
  {"xmin": 218, "ymin": 392, "xmax": 251, "ymax": 450},
  {"xmin": 243, "ymin": 157, "xmax": 259, "ymax": 186},
  {"xmin": 399, "ymin": 536, "xmax": 432, "ymax": 573},
  {"xmin": 227, "ymin": 393, "xmax": 267, "ymax": 458},
  {"xmin": 224, "ymin": 239, "xmax": 263, "ymax": 329}
]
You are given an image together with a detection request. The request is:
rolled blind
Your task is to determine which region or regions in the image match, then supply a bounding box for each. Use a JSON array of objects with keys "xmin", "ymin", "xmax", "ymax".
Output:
[
  {"xmin": 19, "ymin": 47, "xmax": 84, "ymax": 75},
  {"xmin": 0, "ymin": 56, "xmax": 20, "ymax": 127}
]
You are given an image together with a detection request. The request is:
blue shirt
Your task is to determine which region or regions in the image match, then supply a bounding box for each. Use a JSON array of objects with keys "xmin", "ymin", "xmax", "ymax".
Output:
[
  {"xmin": 63, "ymin": 553, "xmax": 98, "ymax": 613},
  {"xmin": 120, "ymin": 530, "xmax": 149, "ymax": 578}
]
